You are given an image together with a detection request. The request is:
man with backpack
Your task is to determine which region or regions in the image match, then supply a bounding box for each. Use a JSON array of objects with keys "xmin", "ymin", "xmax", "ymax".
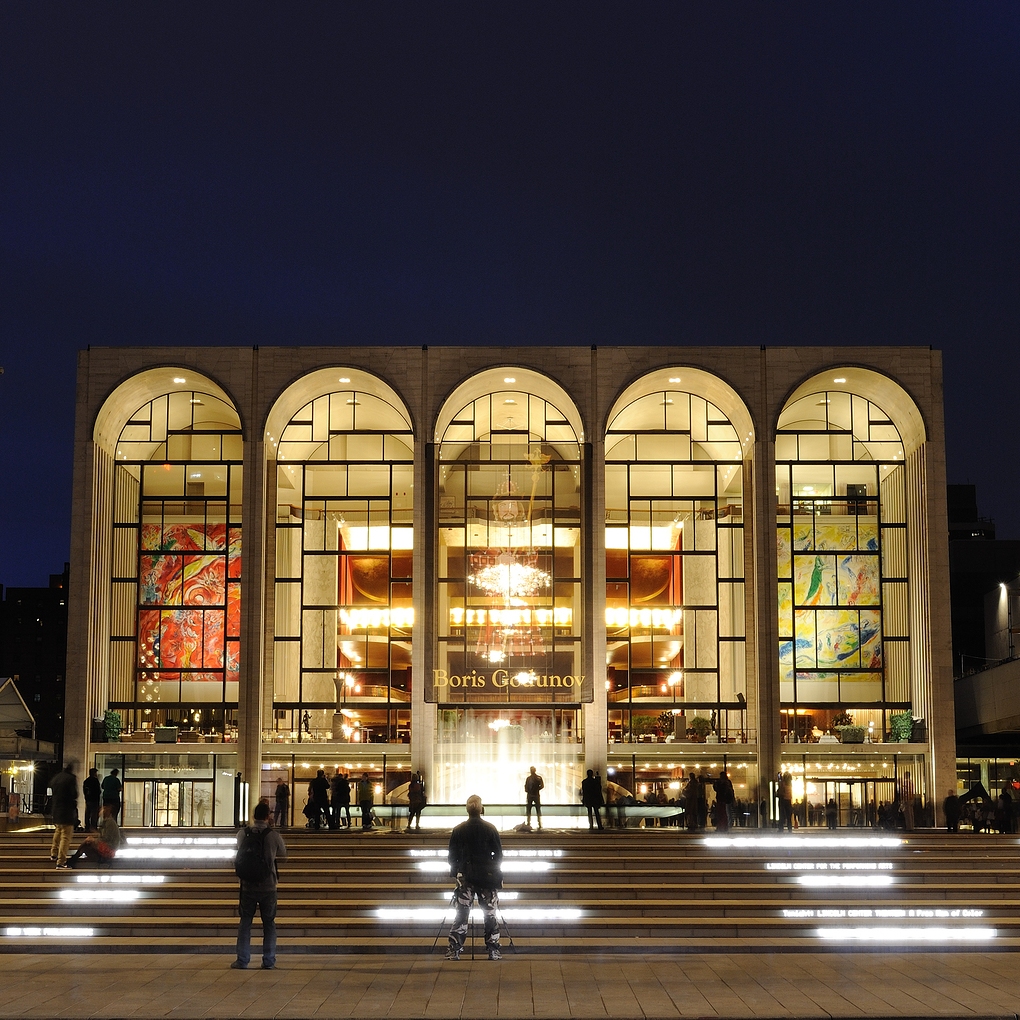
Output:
[{"xmin": 232, "ymin": 801, "xmax": 287, "ymax": 970}]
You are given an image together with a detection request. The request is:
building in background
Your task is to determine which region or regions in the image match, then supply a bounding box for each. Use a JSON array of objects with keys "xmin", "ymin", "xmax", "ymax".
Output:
[
  {"xmin": 0, "ymin": 565, "xmax": 68, "ymax": 807},
  {"xmin": 947, "ymin": 485, "xmax": 1020, "ymax": 677},
  {"xmin": 64, "ymin": 346, "xmax": 955, "ymax": 827}
]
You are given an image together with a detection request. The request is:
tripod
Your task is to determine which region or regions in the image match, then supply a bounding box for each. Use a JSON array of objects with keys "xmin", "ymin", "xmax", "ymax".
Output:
[{"xmin": 432, "ymin": 886, "xmax": 517, "ymax": 956}]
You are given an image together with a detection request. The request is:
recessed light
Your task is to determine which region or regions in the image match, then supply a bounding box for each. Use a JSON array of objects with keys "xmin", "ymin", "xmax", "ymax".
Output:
[
  {"xmin": 834, "ymin": 377, "xmax": 847, "ymax": 384},
  {"xmin": 503, "ymin": 377, "xmax": 516, "ymax": 384},
  {"xmin": 173, "ymin": 377, "xmax": 186, "ymax": 384},
  {"xmin": 668, "ymin": 377, "xmax": 681, "ymax": 383},
  {"xmin": 662, "ymin": 398, "xmax": 673, "ymax": 405},
  {"xmin": 346, "ymin": 399, "xmax": 360, "ymax": 406},
  {"xmin": 339, "ymin": 377, "xmax": 350, "ymax": 384},
  {"xmin": 189, "ymin": 399, "xmax": 203, "ymax": 405},
  {"xmin": 504, "ymin": 399, "xmax": 516, "ymax": 405}
]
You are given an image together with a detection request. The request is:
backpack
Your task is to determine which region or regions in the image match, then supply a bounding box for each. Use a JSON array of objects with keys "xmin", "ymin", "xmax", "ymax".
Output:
[{"xmin": 234, "ymin": 826, "xmax": 271, "ymax": 883}]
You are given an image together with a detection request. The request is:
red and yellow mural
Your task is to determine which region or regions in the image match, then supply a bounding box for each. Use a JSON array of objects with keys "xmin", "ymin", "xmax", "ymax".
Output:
[{"xmin": 137, "ymin": 524, "xmax": 240, "ymax": 683}]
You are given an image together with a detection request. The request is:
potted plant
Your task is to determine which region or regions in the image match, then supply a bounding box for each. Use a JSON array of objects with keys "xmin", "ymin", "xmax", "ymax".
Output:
[
  {"xmin": 838, "ymin": 725, "xmax": 866, "ymax": 744},
  {"xmin": 890, "ymin": 710, "xmax": 914, "ymax": 743},
  {"xmin": 103, "ymin": 709, "xmax": 122, "ymax": 742},
  {"xmin": 689, "ymin": 715, "xmax": 713, "ymax": 741},
  {"xmin": 829, "ymin": 711, "xmax": 854, "ymax": 736},
  {"xmin": 630, "ymin": 714, "xmax": 660, "ymax": 740}
]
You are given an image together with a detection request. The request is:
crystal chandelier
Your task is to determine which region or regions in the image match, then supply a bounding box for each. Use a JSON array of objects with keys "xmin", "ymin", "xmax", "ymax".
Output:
[{"xmin": 468, "ymin": 550, "xmax": 550, "ymax": 599}]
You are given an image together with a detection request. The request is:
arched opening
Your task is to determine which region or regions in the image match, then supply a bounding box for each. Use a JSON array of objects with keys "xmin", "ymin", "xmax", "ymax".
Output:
[
  {"xmin": 433, "ymin": 374, "xmax": 584, "ymax": 808},
  {"xmin": 267, "ymin": 370, "xmax": 415, "ymax": 755},
  {"xmin": 604, "ymin": 370, "xmax": 753, "ymax": 808},
  {"xmin": 775, "ymin": 370, "xmax": 918, "ymax": 754}
]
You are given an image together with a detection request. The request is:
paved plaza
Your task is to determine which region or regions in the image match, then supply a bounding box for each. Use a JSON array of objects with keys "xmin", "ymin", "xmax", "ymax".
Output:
[{"xmin": 0, "ymin": 951, "xmax": 1017, "ymax": 1019}]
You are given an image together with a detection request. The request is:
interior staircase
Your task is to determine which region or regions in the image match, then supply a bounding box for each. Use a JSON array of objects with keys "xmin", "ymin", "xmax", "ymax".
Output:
[{"xmin": 3, "ymin": 825, "xmax": 1019, "ymax": 954}]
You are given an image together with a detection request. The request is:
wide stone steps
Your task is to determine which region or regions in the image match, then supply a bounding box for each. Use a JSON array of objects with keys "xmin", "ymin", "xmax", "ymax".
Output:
[{"xmin": 3, "ymin": 827, "xmax": 1018, "ymax": 953}]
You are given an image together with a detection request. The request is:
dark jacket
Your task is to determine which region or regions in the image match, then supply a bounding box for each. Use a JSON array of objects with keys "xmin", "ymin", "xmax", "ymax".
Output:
[
  {"xmin": 580, "ymin": 775, "xmax": 604, "ymax": 807},
  {"xmin": 309, "ymin": 775, "xmax": 330, "ymax": 806},
  {"xmin": 448, "ymin": 815, "xmax": 503, "ymax": 889},
  {"xmin": 83, "ymin": 774, "xmax": 101, "ymax": 804},
  {"xmin": 330, "ymin": 775, "xmax": 350, "ymax": 805},
  {"xmin": 50, "ymin": 769, "xmax": 78, "ymax": 826},
  {"xmin": 101, "ymin": 773, "xmax": 123, "ymax": 804},
  {"xmin": 234, "ymin": 820, "xmax": 288, "ymax": 894},
  {"xmin": 714, "ymin": 776, "xmax": 735, "ymax": 805}
]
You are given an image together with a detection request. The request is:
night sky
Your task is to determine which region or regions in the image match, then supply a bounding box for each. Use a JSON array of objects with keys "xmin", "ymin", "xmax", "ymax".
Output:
[{"xmin": 1, "ymin": 3, "xmax": 1018, "ymax": 587}]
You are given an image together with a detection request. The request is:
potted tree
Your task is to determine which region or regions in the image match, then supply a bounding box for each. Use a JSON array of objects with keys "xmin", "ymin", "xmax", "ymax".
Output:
[
  {"xmin": 890, "ymin": 710, "xmax": 914, "ymax": 743},
  {"xmin": 689, "ymin": 715, "xmax": 713, "ymax": 742},
  {"xmin": 103, "ymin": 709, "xmax": 122, "ymax": 743}
]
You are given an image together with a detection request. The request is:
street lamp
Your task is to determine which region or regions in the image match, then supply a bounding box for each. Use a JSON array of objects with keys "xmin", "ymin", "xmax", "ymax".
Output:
[
  {"xmin": 666, "ymin": 671, "xmax": 683, "ymax": 737},
  {"xmin": 332, "ymin": 671, "xmax": 361, "ymax": 741}
]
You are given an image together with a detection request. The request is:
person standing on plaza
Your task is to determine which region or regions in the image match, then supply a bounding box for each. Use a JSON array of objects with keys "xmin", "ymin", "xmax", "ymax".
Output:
[
  {"xmin": 445, "ymin": 795, "xmax": 503, "ymax": 961},
  {"xmin": 713, "ymin": 770, "xmax": 734, "ymax": 831},
  {"xmin": 101, "ymin": 767, "xmax": 123, "ymax": 823},
  {"xmin": 524, "ymin": 765, "xmax": 544, "ymax": 829},
  {"xmin": 333, "ymin": 771, "xmax": 352, "ymax": 828},
  {"xmin": 49, "ymin": 760, "xmax": 79, "ymax": 869},
  {"xmin": 580, "ymin": 769, "xmax": 604, "ymax": 831},
  {"xmin": 307, "ymin": 769, "xmax": 330, "ymax": 830},
  {"xmin": 899, "ymin": 771, "xmax": 915, "ymax": 831},
  {"xmin": 683, "ymin": 774, "xmax": 700, "ymax": 831},
  {"xmin": 944, "ymin": 788, "xmax": 962, "ymax": 833},
  {"xmin": 778, "ymin": 772, "xmax": 794, "ymax": 832},
  {"xmin": 407, "ymin": 771, "xmax": 426, "ymax": 831},
  {"xmin": 273, "ymin": 777, "xmax": 289, "ymax": 828},
  {"xmin": 232, "ymin": 801, "xmax": 287, "ymax": 970},
  {"xmin": 328, "ymin": 770, "xmax": 345, "ymax": 829},
  {"xmin": 82, "ymin": 767, "xmax": 101, "ymax": 833},
  {"xmin": 357, "ymin": 772, "xmax": 374, "ymax": 830}
]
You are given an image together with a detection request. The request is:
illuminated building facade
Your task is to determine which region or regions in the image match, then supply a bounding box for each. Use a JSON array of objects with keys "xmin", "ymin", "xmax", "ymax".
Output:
[{"xmin": 65, "ymin": 346, "xmax": 954, "ymax": 825}]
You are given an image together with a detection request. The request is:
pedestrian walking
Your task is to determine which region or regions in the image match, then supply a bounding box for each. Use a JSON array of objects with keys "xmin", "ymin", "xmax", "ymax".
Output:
[{"xmin": 49, "ymin": 760, "xmax": 79, "ymax": 868}]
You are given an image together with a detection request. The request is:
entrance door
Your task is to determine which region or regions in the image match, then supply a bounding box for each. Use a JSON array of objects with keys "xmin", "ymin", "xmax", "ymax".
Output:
[{"xmin": 135, "ymin": 780, "xmax": 215, "ymax": 826}]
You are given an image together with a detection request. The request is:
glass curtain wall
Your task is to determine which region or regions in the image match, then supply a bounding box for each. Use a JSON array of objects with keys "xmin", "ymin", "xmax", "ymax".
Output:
[
  {"xmin": 271, "ymin": 389, "xmax": 414, "ymax": 744},
  {"xmin": 434, "ymin": 388, "xmax": 583, "ymax": 805},
  {"xmin": 605, "ymin": 390, "xmax": 747, "ymax": 746},
  {"xmin": 109, "ymin": 390, "xmax": 243, "ymax": 742},
  {"xmin": 776, "ymin": 388, "xmax": 910, "ymax": 743}
]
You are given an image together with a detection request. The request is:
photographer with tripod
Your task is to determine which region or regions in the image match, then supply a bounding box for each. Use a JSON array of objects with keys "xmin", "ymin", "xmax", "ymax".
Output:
[{"xmin": 445, "ymin": 795, "xmax": 503, "ymax": 961}]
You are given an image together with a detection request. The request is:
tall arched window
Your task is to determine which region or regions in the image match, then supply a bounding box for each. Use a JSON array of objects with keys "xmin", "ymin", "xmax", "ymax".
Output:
[
  {"xmin": 605, "ymin": 388, "xmax": 747, "ymax": 743},
  {"xmin": 434, "ymin": 386, "xmax": 582, "ymax": 803},
  {"xmin": 271, "ymin": 387, "xmax": 414, "ymax": 744},
  {"xmin": 776, "ymin": 387, "xmax": 909, "ymax": 740},
  {"xmin": 109, "ymin": 387, "xmax": 243, "ymax": 739}
]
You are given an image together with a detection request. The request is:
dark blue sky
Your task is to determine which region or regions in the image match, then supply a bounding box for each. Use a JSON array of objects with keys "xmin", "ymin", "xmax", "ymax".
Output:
[{"xmin": 1, "ymin": 3, "xmax": 1018, "ymax": 586}]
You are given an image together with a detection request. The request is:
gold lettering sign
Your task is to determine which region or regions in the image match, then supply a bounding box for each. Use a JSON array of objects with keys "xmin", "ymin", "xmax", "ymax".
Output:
[{"xmin": 433, "ymin": 668, "xmax": 584, "ymax": 689}]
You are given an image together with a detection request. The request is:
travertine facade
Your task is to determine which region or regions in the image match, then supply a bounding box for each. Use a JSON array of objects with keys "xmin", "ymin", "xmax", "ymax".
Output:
[{"xmin": 66, "ymin": 346, "xmax": 954, "ymax": 827}]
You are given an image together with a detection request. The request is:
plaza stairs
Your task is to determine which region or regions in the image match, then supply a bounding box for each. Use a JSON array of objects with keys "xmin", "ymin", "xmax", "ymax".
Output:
[{"xmin": 2, "ymin": 824, "xmax": 1020, "ymax": 954}]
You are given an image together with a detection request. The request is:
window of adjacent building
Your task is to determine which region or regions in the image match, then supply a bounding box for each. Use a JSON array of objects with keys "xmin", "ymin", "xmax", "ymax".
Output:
[
  {"xmin": 109, "ymin": 390, "xmax": 243, "ymax": 740},
  {"xmin": 271, "ymin": 389, "xmax": 414, "ymax": 744},
  {"xmin": 605, "ymin": 390, "xmax": 747, "ymax": 744},
  {"xmin": 776, "ymin": 389, "xmax": 909, "ymax": 741}
]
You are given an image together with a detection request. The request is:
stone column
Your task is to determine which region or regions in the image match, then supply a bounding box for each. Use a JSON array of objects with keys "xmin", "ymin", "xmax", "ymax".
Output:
[
  {"xmin": 412, "ymin": 435, "xmax": 436, "ymax": 779},
  {"xmin": 908, "ymin": 440, "xmax": 955, "ymax": 823},
  {"xmin": 750, "ymin": 440, "xmax": 781, "ymax": 814},
  {"xmin": 237, "ymin": 431, "xmax": 267, "ymax": 814},
  {"xmin": 583, "ymin": 439, "xmax": 608, "ymax": 777}
]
